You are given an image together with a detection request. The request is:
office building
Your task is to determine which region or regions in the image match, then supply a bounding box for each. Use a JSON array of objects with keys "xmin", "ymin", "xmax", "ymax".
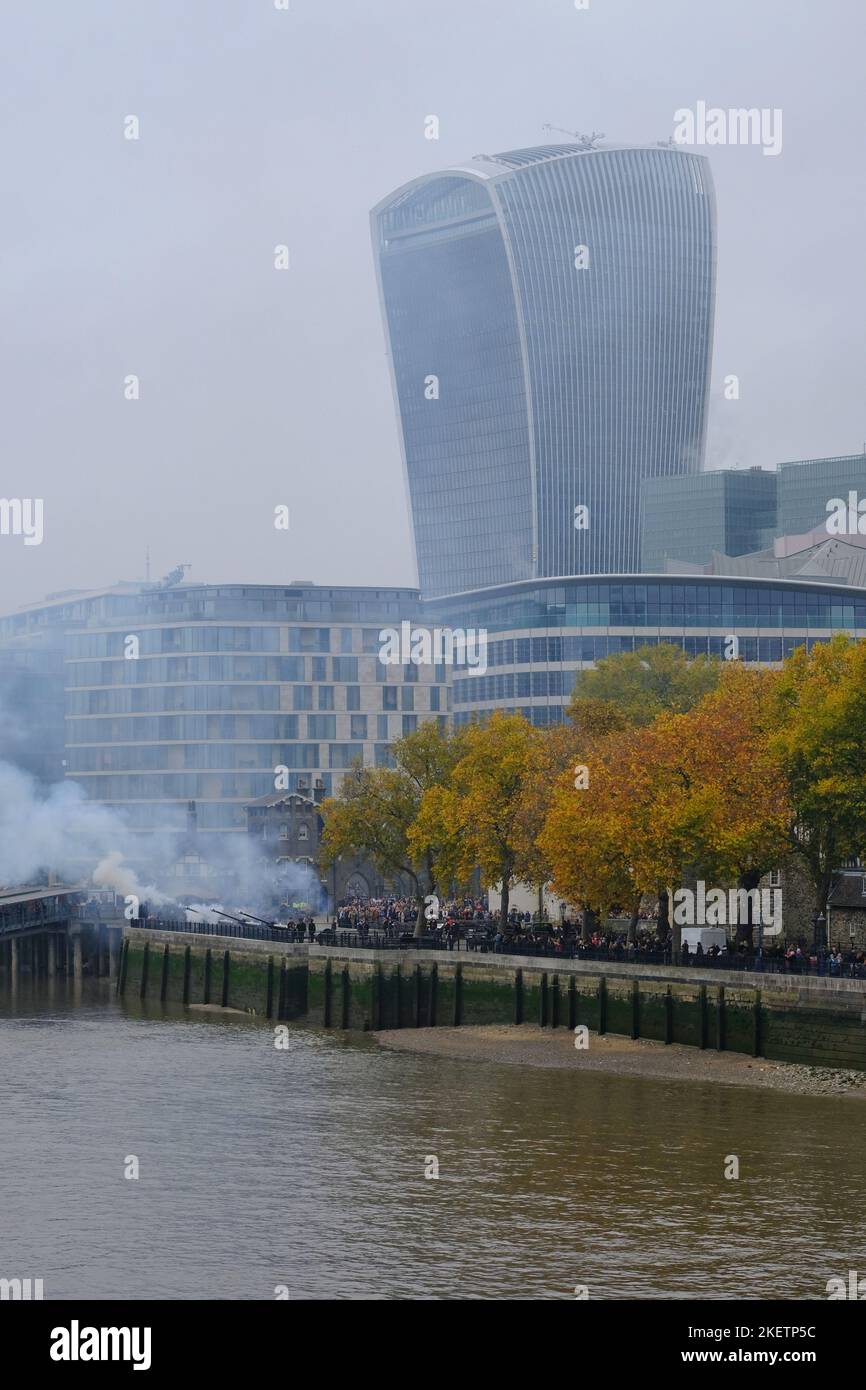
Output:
[
  {"xmin": 641, "ymin": 468, "xmax": 778, "ymax": 571},
  {"xmin": 0, "ymin": 582, "xmax": 446, "ymax": 837},
  {"xmin": 373, "ymin": 143, "xmax": 716, "ymax": 596}
]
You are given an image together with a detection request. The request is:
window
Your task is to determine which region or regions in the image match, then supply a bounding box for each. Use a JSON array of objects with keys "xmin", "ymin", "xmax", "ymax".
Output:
[
  {"xmin": 350, "ymin": 715, "xmax": 368, "ymax": 740},
  {"xmin": 329, "ymin": 744, "xmax": 358, "ymax": 769},
  {"xmin": 401, "ymin": 686, "xmax": 415, "ymax": 711},
  {"xmin": 293, "ymin": 686, "xmax": 312, "ymax": 711},
  {"xmin": 382, "ymin": 686, "xmax": 397, "ymax": 710},
  {"xmin": 318, "ymin": 685, "xmax": 334, "ymax": 710},
  {"xmin": 345, "ymin": 685, "xmax": 360, "ymax": 711},
  {"xmin": 769, "ymin": 869, "xmax": 781, "ymax": 888},
  {"xmin": 402, "ymin": 715, "xmax": 418, "ymax": 736},
  {"xmin": 279, "ymin": 823, "xmax": 289, "ymax": 840},
  {"xmin": 311, "ymin": 656, "xmax": 327, "ymax": 682},
  {"xmin": 307, "ymin": 714, "xmax": 336, "ymax": 739},
  {"xmin": 429, "ymin": 686, "xmax": 440, "ymax": 711},
  {"xmin": 377, "ymin": 714, "xmax": 389, "ymax": 739},
  {"xmin": 298, "ymin": 824, "xmax": 309, "ymax": 841},
  {"xmin": 290, "ymin": 628, "xmax": 329, "ymax": 653}
]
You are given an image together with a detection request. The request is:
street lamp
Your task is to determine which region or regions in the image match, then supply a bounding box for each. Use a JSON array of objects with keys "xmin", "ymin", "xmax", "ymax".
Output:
[{"xmin": 812, "ymin": 910, "xmax": 826, "ymax": 964}]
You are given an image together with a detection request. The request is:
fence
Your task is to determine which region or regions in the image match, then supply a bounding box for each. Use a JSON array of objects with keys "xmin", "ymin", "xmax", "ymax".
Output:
[{"xmin": 128, "ymin": 918, "xmax": 862, "ymax": 978}]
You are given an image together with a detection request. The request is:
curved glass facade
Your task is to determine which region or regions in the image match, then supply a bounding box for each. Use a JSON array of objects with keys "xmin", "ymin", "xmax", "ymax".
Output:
[
  {"xmin": 428, "ymin": 575, "xmax": 866, "ymax": 726},
  {"xmin": 373, "ymin": 145, "xmax": 716, "ymax": 597}
]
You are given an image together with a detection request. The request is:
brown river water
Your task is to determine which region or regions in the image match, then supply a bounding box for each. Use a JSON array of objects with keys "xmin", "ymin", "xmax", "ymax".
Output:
[{"xmin": 0, "ymin": 977, "xmax": 863, "ymax": 1300}]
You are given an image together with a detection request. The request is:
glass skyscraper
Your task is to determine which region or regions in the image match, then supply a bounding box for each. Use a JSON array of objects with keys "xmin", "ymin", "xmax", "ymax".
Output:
[{"xmin": 372, "ymin": 144, "xmax": 716, "ymax": 597}]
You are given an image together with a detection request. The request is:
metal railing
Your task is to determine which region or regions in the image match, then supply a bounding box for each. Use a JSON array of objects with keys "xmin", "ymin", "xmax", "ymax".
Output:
[
  {"xmin": 124, "ymin": 918, "xmax": 866, "ymax": 979},
  {"xmin": 0, "ymin": 899, "xmax": 73, "ymax": 937},
  {"xmin": 129, "ymin": 918, "xmax": 310, "ymax": 944}
]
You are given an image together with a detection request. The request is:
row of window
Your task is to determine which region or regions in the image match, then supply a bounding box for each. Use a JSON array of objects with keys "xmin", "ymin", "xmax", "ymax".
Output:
[
  {"xmin": 453, "ymin": 671, "xmax": 570, "ymax": 703},
  {"xmin": 456, "ymin": 632, "xmax": 838, "ymax": 680},
  {"xmin": 66, "ymin": 683, "xmax": 445, "ymax": 716},
  {"xmin": 64, "ymin": 713, "xmax": 421, "ymax": 744},
  {"xmin": 63, "ymin": 625, "xmax": 453, "ymax": 662},
  {"xmin": 70, "ymin": 727, "xmax": 426, "ymax": 786},
  {"xmin": 91, "ymin": 780, "xmax": 335, "ymax": 830},
  {"xmin": 67, "ymin": 657, "xmax": 304, "ymax": 686},
  {"xmin": 65, "ymin": 655, "xmax": 447, "ymax": 689},
  {"xmin": 436, "ymin": 586, "xmax": 866, "ymax": 631},
  {"xmin": 67, "ymin": 733, "xmax": 372, "ymax": 772},
  {"xmin": 453, "ymin": 707, "xmax": 567, "ymax": 728},
  {"xmin": 75, "ymin": 746, "xmax": 389, "ymax": 795},
  {"xmin": 66, "ymin": 655, "xmax": 364, "ymax": 685}
]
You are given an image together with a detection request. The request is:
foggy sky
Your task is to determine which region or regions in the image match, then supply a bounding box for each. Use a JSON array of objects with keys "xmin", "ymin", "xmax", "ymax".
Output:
[{"xmin": 1, "ymin": 0, "xmax": 863, "ymax": 611}]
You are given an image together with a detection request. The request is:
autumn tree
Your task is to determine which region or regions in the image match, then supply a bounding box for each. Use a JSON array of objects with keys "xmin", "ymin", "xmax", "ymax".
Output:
[
  {"xmin": 768, "ymin": 635, "xmax": 866, "ymax": 917},
  {"xmin": 653, "ymin": 663, "xmax": 791, "ymax": 945},
  {"xmin": 511, "ymin": 721, "xmax": 585, "ymax": 920},
  {"xmin": 409, "ymin": 712, "xmax": 544, "ymax": 931},
  {"xmin": 319, "ymin": 720, "xmax": 464, "ymax": 934},
  {"xmin": 542, "ymin": 662, "xmax": 791, "ymax": 948},
  {"xmin": 538, "ymin": 725, "xmax": 647, "ymax": 937}
]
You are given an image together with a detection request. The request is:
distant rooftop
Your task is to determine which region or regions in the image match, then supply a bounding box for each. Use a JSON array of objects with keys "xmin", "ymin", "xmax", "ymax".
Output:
[{"xmin": 664, "ymin": 527, "xmax": 866, "ymax": 587}]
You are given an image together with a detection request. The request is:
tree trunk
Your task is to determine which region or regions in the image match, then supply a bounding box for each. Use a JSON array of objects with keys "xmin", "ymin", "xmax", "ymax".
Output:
[
  {"xmin": 627, "ymin": 892, "xmax": 641, "ymax": 946},
  {"xmin": 656, "ymin": 888, "xmax": 670, "ymax": 944},
  {"xmin": 499, "ymin": 879, "xmax": 510, "ymax": 934}
]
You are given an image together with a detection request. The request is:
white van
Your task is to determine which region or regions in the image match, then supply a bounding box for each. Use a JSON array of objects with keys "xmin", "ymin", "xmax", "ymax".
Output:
[{"xmin": 681, "ymin": 927, "xmax": 727, "ymax": 953}]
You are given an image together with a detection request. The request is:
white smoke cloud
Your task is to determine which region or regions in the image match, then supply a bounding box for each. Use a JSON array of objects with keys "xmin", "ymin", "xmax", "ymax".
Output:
[
  {"xmin": 0, "ymin": 760, "xmax": 138, "ymax": 889},
  {"xmin": 91, "ymin": 849, "xmax": 177, "ymax": 908},
  {"xmin": 0, "ymin": 757, "xmax": 326, "ymax": 919}
]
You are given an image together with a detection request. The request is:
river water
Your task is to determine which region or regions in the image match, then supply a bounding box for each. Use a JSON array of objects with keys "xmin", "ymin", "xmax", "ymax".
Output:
[{"xmin": 1, "ymin": 977, "xmax": 862, "ymax": 1301}]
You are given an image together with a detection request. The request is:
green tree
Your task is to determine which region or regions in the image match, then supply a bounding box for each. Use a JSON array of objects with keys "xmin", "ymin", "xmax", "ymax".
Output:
[{"xmin": 568, "ymin": 642, "xmax": 722, "ymax": 729}]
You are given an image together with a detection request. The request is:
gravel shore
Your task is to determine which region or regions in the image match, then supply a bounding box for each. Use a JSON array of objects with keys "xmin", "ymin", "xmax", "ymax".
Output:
[{"xmin": 373, "ymin": 1024, "xmax": 866, "ymax": 1098}]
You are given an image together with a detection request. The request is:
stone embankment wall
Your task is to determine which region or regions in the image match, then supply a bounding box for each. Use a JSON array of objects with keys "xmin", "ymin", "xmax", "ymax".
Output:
[{"xmin": 120, "ymin": 930, "xmax": 866, "ymax": 1071}]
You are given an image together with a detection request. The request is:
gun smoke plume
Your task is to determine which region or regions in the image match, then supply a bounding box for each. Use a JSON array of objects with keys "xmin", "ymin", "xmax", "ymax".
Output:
[{"xmin": 0, "ymin": 757, "xmax": 325, "ymax": 919}]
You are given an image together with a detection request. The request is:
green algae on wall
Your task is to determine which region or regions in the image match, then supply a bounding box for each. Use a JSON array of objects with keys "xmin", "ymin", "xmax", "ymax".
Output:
[{"xmin": 119, "ymin": 931, "xmax": 866, "ymax": 1072}]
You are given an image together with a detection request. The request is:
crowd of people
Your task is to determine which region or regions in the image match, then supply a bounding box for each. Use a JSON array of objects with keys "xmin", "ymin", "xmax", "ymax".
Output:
[{"xmin": 328, "ymin": 897, "xmax": 866, "ymax": 976}]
